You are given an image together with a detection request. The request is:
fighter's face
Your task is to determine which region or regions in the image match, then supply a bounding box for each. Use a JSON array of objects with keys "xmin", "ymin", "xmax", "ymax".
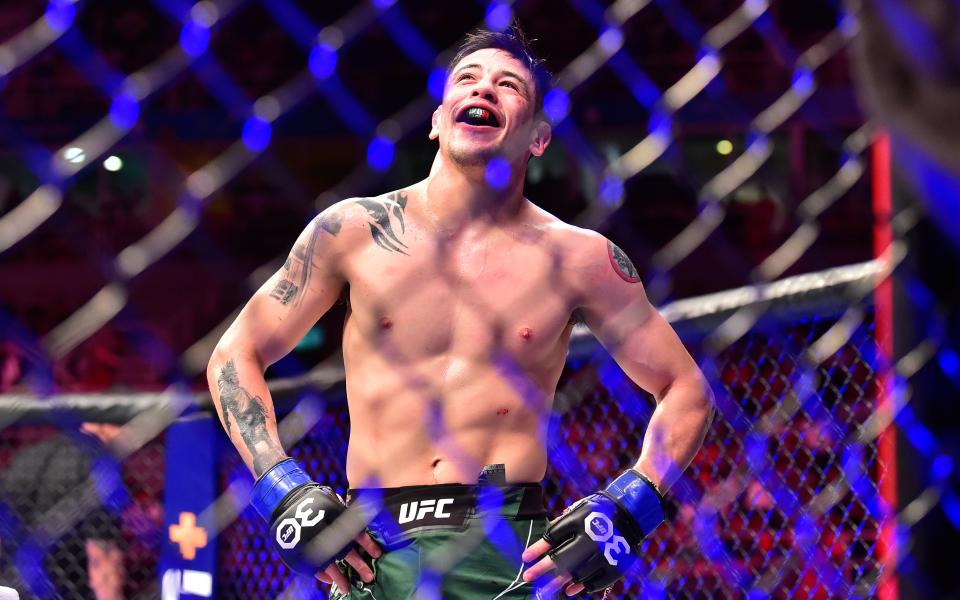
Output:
[{"xmin": 430, "ymin": 48, "xmax": 550, "ymax": 167}]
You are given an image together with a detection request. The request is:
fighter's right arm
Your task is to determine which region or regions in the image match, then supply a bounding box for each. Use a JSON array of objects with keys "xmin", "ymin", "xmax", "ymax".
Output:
[
  {"xmin": 206, "ymin": 205, "xmax": 348, "ymax": 477},
  {"xmin": 207, "ymin": 203, "xmax": 380, "ymax": 588}
]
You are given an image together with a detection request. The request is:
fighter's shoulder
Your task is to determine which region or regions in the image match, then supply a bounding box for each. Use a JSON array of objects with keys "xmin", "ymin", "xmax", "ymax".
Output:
[
  {"xmin": 531, "ymin": 211, "xmax": 609, "ymax": 266},
  {"xmin": 532, "ymin": 212, "xmax": 637, "ymax": 285},
  {"xmin": 310, "ymin": 189, "xmax": 409, "ymax": 235},
  {"xmin": 343, "ymin": 189, "xmax": 410, "ymax": 212}
]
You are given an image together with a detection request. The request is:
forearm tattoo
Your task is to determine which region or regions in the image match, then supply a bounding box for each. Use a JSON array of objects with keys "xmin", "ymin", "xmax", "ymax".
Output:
[
  {"xmin": 607, "ymin": 240, "xmax": 640, "ymax": 283},
  {"xmin": 216, "ymin": 360, "xmax": 285, "ymax": 476},
  {"xmin": 270, "ymin": 210, "xmax": 343, "ymax": 306},
  {"xmin": 356, "ymin": 191, "xmax": 409, "ymax": 255}
]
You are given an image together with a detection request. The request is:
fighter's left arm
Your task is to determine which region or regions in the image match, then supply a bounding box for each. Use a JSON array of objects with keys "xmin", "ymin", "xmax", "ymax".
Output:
[
  {"xmin": 522, "ymin": 234, "xmax": 714, "ymax": 596},
  {"xmin": 578, "ymin": 237, "xmax": 714, "ymax": 492}
]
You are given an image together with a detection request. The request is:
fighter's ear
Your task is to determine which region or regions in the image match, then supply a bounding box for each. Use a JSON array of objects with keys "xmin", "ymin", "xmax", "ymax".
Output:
[
  {"xmin": 429, "ymin": 106, "xmax": 441, "ymax": 140},
  {"xmin": 528, "ymin": 120, "xmax": 552, "ymax": 157}
]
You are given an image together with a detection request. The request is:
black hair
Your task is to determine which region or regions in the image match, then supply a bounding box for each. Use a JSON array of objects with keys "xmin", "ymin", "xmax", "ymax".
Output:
[{"xmin": 447, "ymin": 24, "xmax": 552, "ymax": 113}]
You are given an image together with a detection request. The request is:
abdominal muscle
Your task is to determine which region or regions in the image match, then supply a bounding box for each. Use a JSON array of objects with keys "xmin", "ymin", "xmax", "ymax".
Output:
[{"xmin": 341, "ymin": 353, "xmax": 557, "ymax": 488}]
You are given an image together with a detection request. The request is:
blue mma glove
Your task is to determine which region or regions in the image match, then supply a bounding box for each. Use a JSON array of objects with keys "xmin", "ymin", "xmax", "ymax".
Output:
[
  {"xmin": 543, "ymin": 469, "xmax": 664, "ymax": 593},
  {"xmin": 251, "ymin": 459, "xmax": 354, "ymax": 574}
]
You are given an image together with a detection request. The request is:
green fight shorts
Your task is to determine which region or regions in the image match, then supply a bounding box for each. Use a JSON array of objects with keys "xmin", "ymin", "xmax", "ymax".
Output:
[{"xmin": 329, "ymin": 481, "xmax": 549, "ymax": 599}]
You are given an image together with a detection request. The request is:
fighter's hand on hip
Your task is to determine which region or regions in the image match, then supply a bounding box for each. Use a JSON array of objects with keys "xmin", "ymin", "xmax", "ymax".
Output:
[
  {"xmin": 252, "ymin": 459, "xmax": 381, "ymax": 587},
  {"xmin": 522, "ymin": 537, "xmax": 585, "ymax": 597},
  {"xmin": 522, "ymin": 470, "xmax": 665, "ymax": 596},
  {"xmin": 316, "ymin": 529, "xmax": 381, "ymax": 591}
]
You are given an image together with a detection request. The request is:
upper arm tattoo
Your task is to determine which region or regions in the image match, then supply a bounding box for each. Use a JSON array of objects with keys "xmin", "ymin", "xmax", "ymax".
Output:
[
  {"xmin": 607, "ymin": 240, "xmax": 640, "ymax": 283},
  {"xmin": 270, "ymin": 209, "xmax": 343, "ymax": 306},
  {"xmin": 216, "ymin": 360, "xmax": 285, "ymax": 476},
  {"xmin": 268, "ymin": 192, "xmax": 407, "ymax": 306},
  {"xmin": 355, "ymin": 191, "xmax": 409, "ymax": 255}
]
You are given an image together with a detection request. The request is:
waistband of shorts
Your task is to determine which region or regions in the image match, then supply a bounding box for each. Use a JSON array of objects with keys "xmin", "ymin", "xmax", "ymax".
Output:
[
  {"xmin": 346, "ymin": 483, "xmax": 545, "ymax": 548},
  {"xmin": 347, "ymin": 482, "xmax": 546, "ymax": 521}
]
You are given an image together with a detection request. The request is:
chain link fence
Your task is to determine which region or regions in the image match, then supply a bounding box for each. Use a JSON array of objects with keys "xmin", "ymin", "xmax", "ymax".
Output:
[
  {"xmin": 0, "ymin": 270, "xmax": 891, "ymax": 599},
  {"xmin": 1, "ymin": 0, "xmax": 956, "ymax": 598},
  {"xmin": 0, "ymin": 426, "xmax": 164, "ymax": 599}
]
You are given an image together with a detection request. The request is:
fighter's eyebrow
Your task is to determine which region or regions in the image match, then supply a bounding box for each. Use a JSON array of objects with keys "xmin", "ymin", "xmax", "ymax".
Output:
[
  {"xmin": 500, "ymin": 70, "xmax": 530, "ymax": 96},
  {"xmin": 452, "ymin": 64, "xmax": 530, "ymax": 96},
  {"xmin": 452, "ymin": 63, "xmax": 481, "ymax": 77}
]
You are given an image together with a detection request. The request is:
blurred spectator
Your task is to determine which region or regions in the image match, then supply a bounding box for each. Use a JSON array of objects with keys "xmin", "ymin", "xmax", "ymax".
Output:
[
  {"xmin": 0, "ymin": 424, "xmax": 126, "ymax": 600},
  {"xmin": 0, "ymin": 342, "xmax": 24, "ymax": 392}
]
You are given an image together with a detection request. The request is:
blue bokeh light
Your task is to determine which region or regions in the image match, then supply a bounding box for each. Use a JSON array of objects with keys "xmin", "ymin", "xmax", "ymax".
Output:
[
  {"xmin": 746, "ymin": 131, "xmax": 769, "ymax": 153},
  {"xmin": 180, "ymin": 21, "xmax": 209, "ymax": 57},
  {"xmin": 932, "ymin": 454, "xmax": 953, "ymax": 481},
  {"xmin": 484, "ymin": 157, "xmax": 511, "ymax": 190},
  {"xmin": 16, "ymin": 542, "xmax": 54, "ymax": 595},
  {"xmin": 599, "ymin": 27, "xmax": 624, "ymax": 54},
  {"xmin": 309, "ymin": 43, "xmax": 338, "ymax": 80},
  {"xmin": 485, "ymin": 2, "xmax": 512, "ymax": 32},
  {"xmin": 543, "ymin": 88, "xmax": 569, "ymax": 123},
  {"xmin": 242, "ymin": 116, "xmax": 272, "ymax": 152},
  {"xmin": 598, "ymin": 175, "xmax": 624, "ymax": 206},
  {"xmin": 792, "ymin": 67, "xmax": 815, "ymax": 95},
  {"xmin": 898, "ymin": 404, "xmax": 935, "ymax": 456},
  {"xmin": 367, "ymin": 136, "xmax": 395, "ymax": 172},
  {"xmin": 649, "ymin": 109, "xmax": 672, "ymax": 138},
  {"xmin": 938, "ymin": 347, "xmax": 959, "ymax": 383},
  {"xmin": 428, "ymin": 67, "xmax": 446, "ymax": 100},
  {"xmin": 943, "ymin": 492, "xmax": 960, "ymax": 530},
  {"xmin": 109, "ymin": 93, "xmax": 140, "ymax": 129},
  {"xmin": 44, "ymin": 0, "xmax": 75, "ymax": 33},
  {"xmin": 839, "ymin": 10, "xmax": 858, "ymax": 36}
]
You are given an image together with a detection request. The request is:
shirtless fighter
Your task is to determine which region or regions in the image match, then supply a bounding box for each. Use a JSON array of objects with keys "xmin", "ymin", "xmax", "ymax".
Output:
[{"xmin": 207, "ymin": 27, "xmax": 714, "ymax": 598}]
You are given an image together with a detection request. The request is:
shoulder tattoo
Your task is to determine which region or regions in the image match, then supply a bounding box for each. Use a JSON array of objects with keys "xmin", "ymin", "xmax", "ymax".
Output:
[
  {"xmin": 318, "ymin": 209, "xmax": 343, "ymax": 236},
  {"xmin": 354, "ymin": 190, "xmax": 409, "ymax": 255},
  {"xmin": 607, "ymin": 240, "xmax": 640, "ymax": 283},
  {"xmin": 270, "ymin": 208, "xmax": 342, "ymax": 306}
]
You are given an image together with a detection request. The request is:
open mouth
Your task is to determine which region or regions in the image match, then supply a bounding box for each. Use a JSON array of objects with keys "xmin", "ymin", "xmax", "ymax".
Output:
[{"xmin": 456, "ymin": 106, "xmax": 501, "ymax": 128}]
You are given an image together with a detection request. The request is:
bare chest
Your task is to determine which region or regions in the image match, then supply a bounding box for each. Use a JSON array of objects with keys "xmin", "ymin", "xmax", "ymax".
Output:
[{"xmin": 343, "ymin": 230, "xmax": 575, "ymax": 361}]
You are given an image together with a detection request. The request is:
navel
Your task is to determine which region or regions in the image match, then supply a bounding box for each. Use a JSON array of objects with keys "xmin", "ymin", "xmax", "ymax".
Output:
[{"xmin": 378, "ymin": 316, "xmax": 393, "ymax": 330}]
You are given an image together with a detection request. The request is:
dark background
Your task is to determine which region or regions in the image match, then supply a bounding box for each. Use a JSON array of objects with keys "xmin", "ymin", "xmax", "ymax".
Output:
[
  {"xmin": 0, "ymin": 0, "xmax": 871, "ymax": 394},
  {"xmin": 7, "ymin": 0, "xmax": 959, "ymax": 598}
]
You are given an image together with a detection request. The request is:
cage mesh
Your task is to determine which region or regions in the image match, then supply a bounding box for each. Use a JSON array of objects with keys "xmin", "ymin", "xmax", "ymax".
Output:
[
  {"xmin": 2, "ymin": 0, "xmax": 952, "ymax": 598},
  {"xmin": 206, "ymin": 310, "xmax": 884, "ymax": 599},
  {"xmin": 0, "ymin": 427, "xmax": 165, "ymax": 600}
]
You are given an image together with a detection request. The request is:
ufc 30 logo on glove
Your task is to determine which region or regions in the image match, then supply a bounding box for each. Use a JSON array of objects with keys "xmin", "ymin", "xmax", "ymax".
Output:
[
  {"xmin": 276, "ymin": 497, "xmax": 327, "ymax": 549},
  {"xmin": 251, "ymin": 459, "xmax": 354, "ymax": 574},
  {"xmin": 583, "ymin": 512, "xmax": 631, "ymax": 566},
  {"xmin": 535, "ymin": 470, "xmax": 665, "ymax": 594}
]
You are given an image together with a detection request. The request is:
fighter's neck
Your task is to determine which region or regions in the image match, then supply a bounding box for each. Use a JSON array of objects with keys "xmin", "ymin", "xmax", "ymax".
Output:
[{"xmin": 420, "ymin": 160, "xmax": 527, "ymax": 232}]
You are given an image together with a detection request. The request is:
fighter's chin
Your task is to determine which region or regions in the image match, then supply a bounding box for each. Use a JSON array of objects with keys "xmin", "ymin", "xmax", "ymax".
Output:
[{"xmin": 446, "ymin": 142, "xmax": 500, "ymax": 168}]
